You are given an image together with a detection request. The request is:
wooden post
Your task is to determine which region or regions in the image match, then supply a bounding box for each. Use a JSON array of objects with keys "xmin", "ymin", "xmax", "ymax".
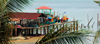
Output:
[
  {"xmin": 36, "ymin": 28, "xmax": 38, "ymax": 36},
  {"xmin": 53, "ymin": 25, "xmax": 55, "ymax": 32},
  {"xmin": 71, "ymin": 24, "xmax": 72, "ymax": 32},
  {"xmin": 29, "ymin": 29, "xmax": 30, "ymax": 35},
  {"xmin": 73, "ymin": 21, "xmax": 75, "ymax": 32},
  {"xmin": 60, "ymin": 25, "xmax": 61, "ymax": 29},
  {"xmin": 24, "ymin": 29, "xmax": 26, "ymax": 35},
  {"xmin": 76, "ymin": 21, "xmax": 78, "ymax": 32},
  {"xmin": 47, "ymin": 26, "xmax": 49, "ymax": 33},
  {"xmin": 66, "ymin": 26, "xmax": 67, "ymax": 33},
  {"xmin": 11, "ymin": 29, "xmax": 13, "ymax": 35},
  {"xmin": 40, "ymin": 27, "xmax": 42, "ymax": 35},
  {"xmin": 69, "ymin": 27, "xmax": 71, "ymax": 32},
  {"xmin": 81, "ymin": 24, "xmax": 83, "ymax": 30},
  {"xmin": 63, "ymin": 24, "xmax": 64, "ymax": 32},
  {"xmin": 45, "ymin": 27, "xmax": 47, "ymax": 34},
  {"xmin": 53, "ymin": 25, "xmax": 54, "ymax": 29},
  {"xmin": 26, "ymin": 29, "xmax": 28, "ymax": 36},
  {"xmin": 38, "ymin": 18, "xmax": 40, "ymax": 27},
  {"xmin": 43, "ymin": 27, "xmax": 46, "ymax": 35},
  {"xmin": 15, "ymin": 28, "xmax": 17, "ymax": 36},
  {"xmin": 32, "ymin": 29, "xmax": 33, "ymax": 35},
  {"xmin": 57, "ymin": 25, "xmax": 58, "ymax": 30},
  {"xmin": 97, "ymin": 13, "xmax": 99, "ymax": 22}
]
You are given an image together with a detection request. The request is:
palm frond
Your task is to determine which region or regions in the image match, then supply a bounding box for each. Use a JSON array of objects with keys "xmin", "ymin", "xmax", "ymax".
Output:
[{"xmin": 0, "ymin": 0, "xmax": 33, "ymax": 44}]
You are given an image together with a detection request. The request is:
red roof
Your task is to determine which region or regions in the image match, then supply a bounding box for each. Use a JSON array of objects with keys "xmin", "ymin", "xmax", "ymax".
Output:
[
  {"xmin": 10, "ymin": 12, "xmax": 45, "ymax": 19},
  {"xmin": 36, "ymin": 6, "xmax": 52, "ymax": 9}
]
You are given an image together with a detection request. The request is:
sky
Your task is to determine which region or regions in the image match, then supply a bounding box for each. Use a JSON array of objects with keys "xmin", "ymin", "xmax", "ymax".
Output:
[
  {"xmin": 22, "ymin": 0, "xmax": 100, "ymax": 31},
  {"xmin": 22, "ymin": 0, "xmax": 100, "ymax": 12}
]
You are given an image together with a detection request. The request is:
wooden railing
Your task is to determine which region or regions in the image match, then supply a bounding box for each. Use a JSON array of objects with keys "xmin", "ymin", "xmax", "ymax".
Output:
[{"xmin": 11, "ymin": 21, "xmax": 78, "ymax": 36}]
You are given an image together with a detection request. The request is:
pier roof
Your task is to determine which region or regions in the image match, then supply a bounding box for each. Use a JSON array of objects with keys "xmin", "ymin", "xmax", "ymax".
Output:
[
  {"xmin": 36, "ymin": 6, "xmax": 52, "ymax": 9},
  {"xmin": 10, "ymin": 12, "xmax": 46, "ymax": 19}
]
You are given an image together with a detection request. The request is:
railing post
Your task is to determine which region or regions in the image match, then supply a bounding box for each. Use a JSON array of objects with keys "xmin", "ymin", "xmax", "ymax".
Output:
[
  {"xmin": 76, "ymin": 21, "xmax": 78, "ymax": 32},
  {"xmin": 63, "ymin": 24, "xmax": 64, "ymax": 32},
  {"xmin": 47, "ymin": 26, "xmax": 49, "ymax": 33},
  {"xmin": 60, "ymin": 24, "xmax": 61, "ymax": 29},
  {"xmin": 53, "ymin": 25, "xmax": 54, "ymax": 29},
  {"xmin": 73, "ymin": 21, "xmax": 75, "ymax": 32},
  {"xmin": 43, "ymin": 27, "xmax": 46, "ymax": 35},
  {"xmin": 81, "ymin": 24, "xmax": 83, "ymax": 30},
  {"xmin": 40, "ymin": 27, "xmax": 42, "ymax": 35},
  {"xmin": 71, "ymin": 24, "xmax": 72, "ymax": 32},
  {"xmin": 57, "ymin": 25, "xmax": 58, "ymax": 30},
  {"xmin": 66, "ymin": 25, "xmax": 67, "ymax": 33}
]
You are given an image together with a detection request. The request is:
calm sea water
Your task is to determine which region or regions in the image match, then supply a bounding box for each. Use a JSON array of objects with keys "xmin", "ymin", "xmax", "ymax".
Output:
[{"xmin": 21, "ymin": 0, "xmax": 100, "ymax": 32}]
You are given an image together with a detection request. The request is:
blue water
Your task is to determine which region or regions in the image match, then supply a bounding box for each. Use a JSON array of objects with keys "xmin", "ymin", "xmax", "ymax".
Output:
[{"xmin": 22, "ymin": 0, "xmax": 100, "ymax": 32}]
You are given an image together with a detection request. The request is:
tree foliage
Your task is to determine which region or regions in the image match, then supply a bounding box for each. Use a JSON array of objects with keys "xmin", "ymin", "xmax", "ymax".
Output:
[{"xmin": 0, "ymin": 0, "xmax": 33, "ymax": 44}]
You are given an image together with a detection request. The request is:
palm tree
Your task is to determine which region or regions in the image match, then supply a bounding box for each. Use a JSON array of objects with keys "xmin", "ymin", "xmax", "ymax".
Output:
[
  {"xmin": 36, "ymin": 22, "xmax": 94, "ymax": 44},
  {"xmin": 0, "ymin": 0, "xmax": 33, "ymax": 44}
]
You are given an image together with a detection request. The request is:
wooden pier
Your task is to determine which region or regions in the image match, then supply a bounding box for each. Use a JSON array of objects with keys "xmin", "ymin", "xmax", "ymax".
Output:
[{"xmin": 11, "ymin": 21, "xmax": 78, "ymax": 36}]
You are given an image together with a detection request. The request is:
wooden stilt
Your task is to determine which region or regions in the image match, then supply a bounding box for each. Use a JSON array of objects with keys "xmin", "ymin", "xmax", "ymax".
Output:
[
  {"xmin": 36, "ymin": 28, "xmax": 38, "ymax": 36},
  {"xmin": 32, "ymin": 29, "xmax": 33, "ymax": 35},
  {"xmin": 15, "ymin": 28, "xmax": 17, "ymax": 36},
  {"xmin": 29, "ymin": 29, "xmax": 30, "ymax": 35},
  {"xmin": 40, "ymin": 27, "xmax": 42, "ymax": 35},
  {"xmin": 11, "ymin": 29, "xmax": 13, "ymax": 35},
  {"xmin": 47, "ymin": 26, "xmax": 49, "ymax": 33},
  {"xmin": 44, "ymin": 27, "xmax": 46, "ymax": 35}
]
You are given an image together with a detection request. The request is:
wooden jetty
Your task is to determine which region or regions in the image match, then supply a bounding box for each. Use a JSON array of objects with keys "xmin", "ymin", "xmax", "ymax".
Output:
[{"xmin": 11, "ymin": 21, "xmax": 78, "ymax": 36}]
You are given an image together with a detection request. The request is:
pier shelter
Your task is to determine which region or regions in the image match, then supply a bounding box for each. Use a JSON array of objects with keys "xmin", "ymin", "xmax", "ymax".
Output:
[{"xmin": 36, "ymin": 6, "xmax": 52, "ymax": 15}]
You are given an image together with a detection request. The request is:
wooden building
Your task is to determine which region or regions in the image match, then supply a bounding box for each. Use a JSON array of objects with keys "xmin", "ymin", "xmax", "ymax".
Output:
[{"xmin": 10, "ymin": 12, "xmax": 47, "ymax": 27}]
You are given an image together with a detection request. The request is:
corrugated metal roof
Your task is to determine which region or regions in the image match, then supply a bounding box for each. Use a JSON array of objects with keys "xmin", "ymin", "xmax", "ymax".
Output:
[{"xmin": 10, "ymin": 12, "xmax": 46, "ymax": 19}]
